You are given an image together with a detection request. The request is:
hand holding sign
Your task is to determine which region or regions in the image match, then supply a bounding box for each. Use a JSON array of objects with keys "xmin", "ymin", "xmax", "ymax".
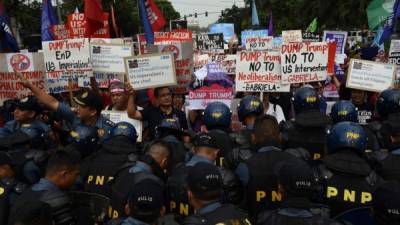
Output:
[{"xmin": 13, "ymin": 68, "xmax": 32, "ymax": 89}]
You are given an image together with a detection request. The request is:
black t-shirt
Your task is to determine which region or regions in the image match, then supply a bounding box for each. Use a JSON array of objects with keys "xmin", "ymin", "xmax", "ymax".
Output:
[{"xmin": 141, "ymin": 106, "xmax": 188, "ymax": 140}]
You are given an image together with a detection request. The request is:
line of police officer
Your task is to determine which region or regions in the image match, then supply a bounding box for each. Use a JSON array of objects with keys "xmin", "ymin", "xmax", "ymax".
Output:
[{"xmin": 1, "ymin": 85, "xmax": 400, "ymax": 225}]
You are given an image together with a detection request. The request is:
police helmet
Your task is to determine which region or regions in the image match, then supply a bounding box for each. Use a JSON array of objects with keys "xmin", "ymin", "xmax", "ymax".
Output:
[
  {"xmin": 204, "ymin": 102, "xmax": 232, "ymax": 130},
  {"xmin": 238, "ymin": 95, "xmax": 264, "ymax": 122},
  {"xmin": 376, "ymin": 89, "xmax": 400, "ymax": 119},
  {"xmin": 327, "ymin": 122, "xmax": 367, "ymax": 153},
  {"xmin": 68, "ymin": 124, "xmax": 99, "ymax": 146},
  {"xmin": 330, "ymin": 100, "xmax": 358, "ymax": 124},
  {"xmin": 111, "ymin": 122, "xmax": 137, "ymax": 144},
  {"xmin": 20, "ymin": 123, "xmax": 46, "ymax": 148},
  {"xmin": 293, "ymin": 86, "xmax": 319, "ymax": 114}
]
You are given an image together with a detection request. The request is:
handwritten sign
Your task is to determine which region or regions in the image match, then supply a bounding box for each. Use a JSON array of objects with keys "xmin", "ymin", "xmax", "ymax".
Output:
[
  {"xmin": 194, "ymin": 54, "xmax": 210, "ymax": 71},
  {"xmin": 90, "ymin": 44, "xmax": 133, "ymax": 74},
  {"xmin": 196, "ymin": 33, "xmax": 224, "ymax": 51},
  {"xmin": 236, "ymin": 51, "xmax": 290, "ymax": 92},
  {"xmin": 6, "ymin": 53, "xmax": 35, "ymax": 72},
  {"xmin": 67, "ymin": 12, "xmax": 110, "ymax": 39},
  {"xmin": 42, "ymin": 38, "xmax": 92, "ymax": 79},
  {"xmin": 209, "ymin": 54, "xmax": 236, "ymax": 75},
  {"xmin": 245, "ymin": 36, "xmax": 273, "ymax": 50},
  {"xmin": 51, "ymin": 24, "xmax": 71, "ymax": 40},
  {"xmin": 280, "ymin": 42, "xmax": 329, "ymax": 84},
  {"xmin": 125, "ymin": 53, "xmax": 177, "ymax": 90},
  {"xmin": 101, "ymin": 111, "xmax": 143, "ymax": 142},
  {"xmin": 346, "ymin": 59, "xmax": 395, "ymax": 92},
  {"xmin": 282, "ymin": 30, "xmax": 302, "ymax": 43},
  {"xmin": 241, "ymin": 29, "xmax": 268, "ymax": 47}
]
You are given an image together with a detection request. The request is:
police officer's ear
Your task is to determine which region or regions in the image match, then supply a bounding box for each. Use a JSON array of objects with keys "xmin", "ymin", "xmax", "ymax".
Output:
[
  {"xmin": 89, "ymin": 108, "xmax": 97, "ymax": 117},
  {"xmin": 124, "ymin": 203, "xmax": 130, "ymax": 216},
  {"xmin": 160, "ymin": 157, "xmax": 169, "ymax": 171},
  {"xmin": 27, "ymin": 110, "xmax": 36, "ymax": 119}
]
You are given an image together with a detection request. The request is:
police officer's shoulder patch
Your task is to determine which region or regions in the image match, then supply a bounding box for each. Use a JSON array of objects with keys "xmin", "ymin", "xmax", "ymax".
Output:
[
  {"xmin": 98, "ymin": 128, "xmax": 105, "ymax": 137},
  {"xmin": 104, "ymin": 119, "xmax": 115, "ymax": 127},
  {"xmin": 0, "ymin": 187, "xmax": 4, "ymax": 195}
]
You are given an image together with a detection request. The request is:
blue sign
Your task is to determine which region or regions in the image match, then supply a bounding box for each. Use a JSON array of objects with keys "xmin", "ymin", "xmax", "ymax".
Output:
[
  {"xmin": 241, "ymin": 29, "xmax": 269, "ymax": 47},
  {"xmin": 209, "ymin": 23, "xmax": 235, "ymax": 42},
  {"xmin": 323, "ymin": 31, "xmax": 348, "ymax": 54}
]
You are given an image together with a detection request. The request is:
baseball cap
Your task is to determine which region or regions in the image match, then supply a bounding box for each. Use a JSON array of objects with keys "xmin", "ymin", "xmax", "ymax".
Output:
[
  {"xmin": 109, "ymin": 79, "xmax": 125, "ymax": 94},
  {"xmin": 0, "ymin": 152, "xmax": 14, "ymax": 166},
  {"xmin": 274, "ymin": 159, "xmax": 315, "ymax": 196},
  {"xmin": 193, "ymin": 132, "xmax": 218, "ymax": 149},
  {"xmin": 128, "ymin": 179, "xmax": 165, "ymax": 212},
  {"xmin": 373, "ymin": 181, "xmax": 400, "ymax": 221},
  {"xmin": 187, "ymin": 162, "xmax": 222, "ymax": 195},
  {"xmin": 73, "ymin": 90, "xmax": 103, "ymax": 114},
  {"xmin": 15, "ymin": 96, "xmax": 42, "ymax": 114}
]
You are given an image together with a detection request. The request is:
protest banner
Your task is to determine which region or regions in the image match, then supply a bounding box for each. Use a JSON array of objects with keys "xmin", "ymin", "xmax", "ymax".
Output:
[
  {"xmin": 51, "ymin": 24, "xmax": 71, "ymax": 40},
  {"xmin": 6, "ymin": 53, "xmax": 35, "ymax": 72},
  {"xmin": 101, "ymin": 111, "xmax": 143, "ymax": 142},
  {"xmin": 236, "ymin": 51, "xmax": 290, "ymax": 92},
  {"xmin": 282, "ymin": 30, "xmax": 303, "ymax": 43},
  {"xmin": 280, "ymin": 42, "xmax": 329, "ymax": 84},
  {"xmin": 67, "ymin": 12, "xmax": 110, "ymax": 39},
  {"xmin": 195, "ymin": 33, "xmax": 224, "ymax": 51},
  {"xmin": 346, "ymin": 59, "xmax": 395, "ymax": 92},
  {"xmin": 42, "ymin": 38, "xmax": 92, "ymax": 79},
  {"xmin": 154, "ymin": 31, "xmax": 192, "ymax": 44},
  {"xmin": 189, "ymin": 63, "xmax": 233, "ymax": 110},
  {"xmin": 245, "ymin": 36, "xmax": 273, "ymax": 51},
  {"xmin": 302, "ymin": 32, "xmax": 321, "ymax": 42},
  {"xmin": 90, "ymin": 44, "xmax": 133, "ymax": 74},
  {"xmin": 125, "ymin": 53, "xmax": 177, "ymax": 90},
  {"xmin": 241, "ymin": 29, "xmax": 268, "ymax": 47},
  {"xmin": 194, "ymin": 53, "xmax": 210, "ymax": 71},
  {"xmin": 323, "ymin": 31, "xmax": 347, "ymax": 54},
  {"xmin": 209, "ymin": 23, "xmax": 235, "ymax": 42},
  {"xmin": 389, "ymin": 39, "xmax": 400, "ymax": 80},
  {"xmin": 209, "ymin": 54, "xmax": 236, "ymax": 75},
  {"xmin": 0, "ymin": 53, "xmax": 45, "ymax": 105}
]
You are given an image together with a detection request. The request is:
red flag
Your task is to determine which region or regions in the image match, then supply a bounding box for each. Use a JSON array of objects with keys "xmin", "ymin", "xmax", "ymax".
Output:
[
  {"xmin": 84, "ymin": 0, "xmax": 103, "ymax": 37},
  {"xmin": 145, "ymin": 0, "xmax": 166, "ymax": 31}
]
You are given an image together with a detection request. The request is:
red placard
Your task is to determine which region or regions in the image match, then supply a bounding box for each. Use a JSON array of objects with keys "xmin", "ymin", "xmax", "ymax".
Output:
[
  {"xmin": 51, "ymin": 24, "xmax": 71, "ymax": 40},
  {"xmin": 67, "ymin": 12, "xmax": 110, "ymax": 39}
]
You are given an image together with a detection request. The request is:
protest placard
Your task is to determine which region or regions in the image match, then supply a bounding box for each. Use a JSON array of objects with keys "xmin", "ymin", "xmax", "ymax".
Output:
[
  {"xmin": 51, "ymin": 24, "xmax": 71, "ymax": 40},
  {"xmin": 43, "ymin": 38, "xmax": 92, "ymax": 79},
  {"xmin": 245, "ymin": 36, "xmax": 273, "ymax": 51},
  {"xmin": 194, "ymin": 54, "xmax": 210, "ymax": 71},
  {"xmin": 154, "ymin": 31, "xmax": 192, "ymax": 44},
  {"xmin": 389, "ymin": 39, "xmax": 400, "ymax": 80},
  {"xmin": 236, "ymin": 51, "xmax": 290, "ymax": 92},
  {"xmin": 101, "ymin": 111, "xmax": 143, "ymax": 142},
  {"xmin": 271, "ymin": 37, "xmax": 282, "ymax": 52},
  {"xmin": 189, "ymin": 63, "xmax": 233, "ymax": 110},
  {"xmin": 280, "ymin": 42, "xmax": 329, "ymax": 84},
  {"xmin": 0, "ymin": 53, "xmax": 45, "ymax": 105},
  {"xmin": 90, "ymin": 38, "xmax": 125, "ymax": 44},
  {"xmin": 46, "ymin": 77, "xmax": 79, "ymax": 94},
  {"xmin": 67, "ymin": 12, "xmax": 110, "ymax": 39},
  {"xmin": 78, "ymin": 73, "xmax": 124, "ymax": 88},
  {"xmin": 282, "ymin": 30, "xmax": 302, "ymax": 43},
  {"xmin": 241, "ymin": 29, "xmax": 268, "ymax": 47},
  {"xmin": 125, "ymin": 53, "xmax": 177, "ymax": 90},
  {"xmin": 90, "ymin": 44, "xmax": 133, "ymax": 74},
  {"xmin": 157, "ymin": 41, "xmax": 193, "ymax": 61},
  {"xmin": 6, "ymin": 53, "xmax": 35, "ymax": 72},
  {"xmin": 195, "ymin": 33, "xmax": 224, "ymax": 51},
  {"xmin": 209, "ymin": 23, "xmax": 235, "ymax": 42},
  {"xmin": 302, "ymin": 32, "xmax": 321, "ymax": 42},
  {"xmin": 209, "ymin": 54, "xmax": 236, "ymax": 75},
  {"xmin": 346, "ymin": 59, "xmax": 395, "ymax": 92},
  {"xmin": 323, "ymin": 31, "xmax": 347, "ymax": 54}
]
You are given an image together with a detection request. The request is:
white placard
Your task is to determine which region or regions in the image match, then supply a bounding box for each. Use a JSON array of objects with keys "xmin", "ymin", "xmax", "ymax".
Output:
[
  {"xmin": 280, "ymin": 42, "xmax": 329, "ymax": 84},
  {"xmin": 6, "ymin": 53, "xmax": 35, "ymax": 72},
  {"xmin": 235, "ymin": 51, "xmax": 290, "ymax": 92},
  {"xmin": 101, "ymin": 111, "xmax": 143, "ymax": 142},
  {"xmin": 346, "ymin": 59, "xmax": 395, "ymax": 92},
  {"xmin": 90, "ymin": 44, "xmax": 133, "ymax": 73},
  {"xmin": 124, "ymin": 53, "xmax": 177, "ymax": 90},
  {"xmin": 245, "ymin": 36, "xmax": 273, "ymax": 51},
  {"xmin": 42, "ymin": 38, "xmax": 92, "ymax": 79},
  {"xmin": 282, "ymin": 30, "xmax": 302, "ymax": 43}
]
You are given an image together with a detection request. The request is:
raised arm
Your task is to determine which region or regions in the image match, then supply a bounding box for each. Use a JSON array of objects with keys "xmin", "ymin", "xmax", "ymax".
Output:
[{"xmin": 126, "ymin": 82, "xmax": 143, "ymax": 120}]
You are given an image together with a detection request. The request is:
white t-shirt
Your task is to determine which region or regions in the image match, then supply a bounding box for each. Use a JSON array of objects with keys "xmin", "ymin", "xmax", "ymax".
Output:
[{"xmin": 265, "ymin": 103, "xmax": 286, "ymax": 124}]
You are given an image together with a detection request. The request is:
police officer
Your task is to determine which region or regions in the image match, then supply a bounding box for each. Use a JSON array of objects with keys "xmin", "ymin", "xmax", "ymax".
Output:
[
  {"xmin": 156, "ymin": 117, "xmax": 188, "ymax": 170},
  {"xmin": 0, "ymin": 152, "xmax": 26, "ymax": 224},
  {"xmin": 80, "ymin": 122, "xmax": 138, "ymax": 197},
  {"xmin": 224, "ymin": 95, "xmax": 264, "ymax": 171},
  {"xmin": 107, "ymin": 179, "xmax": 166, "ymax": 225},
  {"xmin": 0, "ymin": 96, "xmax": 50, "ymax": 138},
  {"xmin": 9, "ymin": 150, "xmax": 81, "ymax": 225},
  {"xmin": 66, "ymin": 124, "xmax": 100, "ymax": 159},
  {"xmin": 183, "ymin": 162, "xmax": 250, "ymax": 225},
  {"xmin": 257, "ymin": 159, "xmax": 340, "ymax": 225},
  {"xmin": 204, "ymin": 102, "xmax": 234, "ymax": 167},
  {"xmin": 281, "ymin": 86, "xmax": 331, "ymax": 160},
  {"xmin": 330, "ymin": 100, "xmax": 380, "ymax": 151},
  {"xmin": 319, "ymin": 122, "xmax": 381, "ymax": 217},
  {"xmin": 235, "ymin": 115, "xmax": 297, "ymax": 220},
  {"xmin": 373, "ymin": 181, "xmax": 400, "ymax": 225},
  {"xmin": 20, "ymin": 77, "xmax": 114, "ymax": 142},
  {"xmin": 167, "ymin": 133, "xmax": 242, "ymax": 221},
  {"xmin": 109, "ymin": 140, "xmax": 170, "ymax": 219}
]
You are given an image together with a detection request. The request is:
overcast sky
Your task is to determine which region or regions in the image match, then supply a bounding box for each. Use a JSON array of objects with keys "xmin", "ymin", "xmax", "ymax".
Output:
[{"xmin": 169, "ymin": 0, "xmax": 246, "ymax": 28}]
